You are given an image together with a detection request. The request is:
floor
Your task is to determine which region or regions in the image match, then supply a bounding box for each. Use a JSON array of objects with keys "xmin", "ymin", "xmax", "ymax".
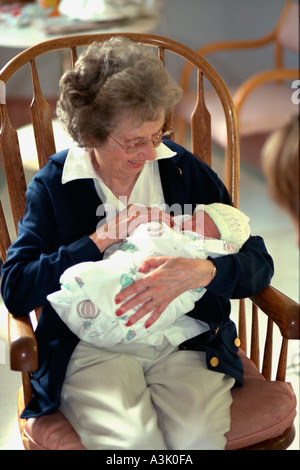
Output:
[{"xmin": 0, "ymin": 131, "xmax": 299, "ymax": 450}]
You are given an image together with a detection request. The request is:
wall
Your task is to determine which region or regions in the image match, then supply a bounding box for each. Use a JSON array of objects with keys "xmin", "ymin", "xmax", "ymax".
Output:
[
  {"xmin": 151, "ymin": 0, "xmax": 298, "ymax": 85},
  {"xmin": 0, "ymin": 0, "xmax": 298, "ymax": 97}
]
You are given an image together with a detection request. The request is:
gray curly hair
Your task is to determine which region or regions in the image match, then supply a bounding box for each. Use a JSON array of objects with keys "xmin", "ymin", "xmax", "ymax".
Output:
[{"xmin": 56, "ymin": 37, "xmax": 182, "ymax": 147}]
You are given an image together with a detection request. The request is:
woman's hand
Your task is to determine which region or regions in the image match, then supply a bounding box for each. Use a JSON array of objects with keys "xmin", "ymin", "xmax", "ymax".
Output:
[
  {"xmin": 89, "ymin": 204, "xmax": 174, "ymax": 252},
  {"xmin": 114, "ymin": 256, "xmax": 215, "ymax": 328}
]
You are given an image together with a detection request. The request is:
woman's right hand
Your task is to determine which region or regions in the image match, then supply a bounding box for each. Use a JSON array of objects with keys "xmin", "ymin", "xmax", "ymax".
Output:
[{"xmin": 89, "ymin": 204, "xmax": 174, "ymax": 252}]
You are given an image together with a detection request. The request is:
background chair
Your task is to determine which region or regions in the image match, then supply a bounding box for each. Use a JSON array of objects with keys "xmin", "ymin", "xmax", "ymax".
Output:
[
  {"xmin": 0, "ymin": 33, "xmax": 299, "ymax": 451},
  {"xmin": 175, "ymin": 0, "xmax": 299, "ymax": 171}
]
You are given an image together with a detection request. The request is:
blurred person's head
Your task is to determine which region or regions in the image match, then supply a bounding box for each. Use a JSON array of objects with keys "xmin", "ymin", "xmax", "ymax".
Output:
[{"xmin": 262, "ymin": 115, "xmax": 299, "ymax": 246}]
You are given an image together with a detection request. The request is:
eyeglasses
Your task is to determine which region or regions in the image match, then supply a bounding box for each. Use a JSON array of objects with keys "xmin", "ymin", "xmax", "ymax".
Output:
[{"xmin": 109, "ymin": 128, "xmax": 174, "ymax": 155}]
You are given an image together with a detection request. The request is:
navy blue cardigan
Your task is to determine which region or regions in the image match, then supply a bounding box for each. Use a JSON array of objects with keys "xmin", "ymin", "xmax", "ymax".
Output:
[{"xmin": 1, "ymin": 141, "xmax": 274, "ymax": 418}]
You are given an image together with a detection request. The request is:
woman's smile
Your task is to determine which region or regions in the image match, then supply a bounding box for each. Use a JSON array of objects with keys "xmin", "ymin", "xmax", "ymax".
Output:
[{"xmin": 128, "ymin": 158, "xmax": 146, "ymax": 168}]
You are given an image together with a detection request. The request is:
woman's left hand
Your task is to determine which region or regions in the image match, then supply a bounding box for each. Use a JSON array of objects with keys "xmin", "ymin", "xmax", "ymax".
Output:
[{"xmin": 114, "ymin": 256, "xmax": 215, "ymax": 328}]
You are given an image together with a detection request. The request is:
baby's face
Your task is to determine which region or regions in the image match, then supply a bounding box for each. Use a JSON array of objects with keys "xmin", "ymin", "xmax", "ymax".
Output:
[
  {"xmin": 180, "ymin": 216, "xmax": 196, "ymax": 232},
  {"xmin": 180, "ymin": 212, "xmax": 220, "ymax": 239},
  {"xmin": 179, "ymin": 212, "xmax": 204, "ymax": 234}
]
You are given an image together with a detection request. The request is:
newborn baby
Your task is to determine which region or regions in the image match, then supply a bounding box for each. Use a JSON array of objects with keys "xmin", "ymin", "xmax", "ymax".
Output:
[{"xmin": 48, "ymin": 203, "xmax": 250, "ymax": 348}]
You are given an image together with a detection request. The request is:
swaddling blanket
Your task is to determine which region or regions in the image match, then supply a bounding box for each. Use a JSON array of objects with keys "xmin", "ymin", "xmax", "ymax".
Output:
[{"xmin": 47, "ymin": 220, "xmax": 238, "ymax": 348}]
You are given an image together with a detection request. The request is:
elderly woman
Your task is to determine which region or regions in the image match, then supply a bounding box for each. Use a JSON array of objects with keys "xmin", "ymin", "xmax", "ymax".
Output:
[{"xmin": 1, "ymin": 37, "xmax": 274, "ymax": 450}]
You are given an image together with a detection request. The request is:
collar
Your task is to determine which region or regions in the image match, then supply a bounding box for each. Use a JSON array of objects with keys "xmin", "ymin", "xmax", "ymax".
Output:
[{"xmin": 61, "ymin": 142, "xmax": 177, "ymax": 184}]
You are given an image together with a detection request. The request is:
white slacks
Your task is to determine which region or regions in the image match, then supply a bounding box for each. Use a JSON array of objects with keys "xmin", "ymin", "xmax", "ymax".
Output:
[{"xmin": 59, "ymin": 338, "xmax": 234, "ymax": 450}]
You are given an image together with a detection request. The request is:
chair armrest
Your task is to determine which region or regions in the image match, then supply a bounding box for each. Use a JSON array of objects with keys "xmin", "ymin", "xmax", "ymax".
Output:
[
  {"xmin": 180, "ymin": 31, "xmax": 276, "ymax": 92},
  {"xmin": 233, "ymin": 68, "xmax": 299, "ymax": 116},
  {"xmin": 196, "ymin": 31, "xmax": 276, "ymax": 58},
  {"xmin": 250, "ymin": 285, "xmax": 300, "ymax": 340},
  {"xmin": 9, "ymin": 313, "xmax": 38, "ymax": 372}
]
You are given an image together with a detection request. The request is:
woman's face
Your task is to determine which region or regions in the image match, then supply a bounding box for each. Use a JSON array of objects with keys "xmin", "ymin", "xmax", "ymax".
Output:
[{"xmin": 93, "ymin": 111, "xmax": 166, "ymax": 180}]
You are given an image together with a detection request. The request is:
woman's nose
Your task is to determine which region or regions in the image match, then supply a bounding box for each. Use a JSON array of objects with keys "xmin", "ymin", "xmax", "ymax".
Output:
[{"xmin": 141, "ymin": 142, "xmax": 157, "ymax": 161}]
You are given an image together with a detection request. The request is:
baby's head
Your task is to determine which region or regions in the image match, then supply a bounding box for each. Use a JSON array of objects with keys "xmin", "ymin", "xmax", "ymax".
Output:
[
  {"xmin": 180, "ymin": 210, "xmax": 221, "ymax": 239},
  {"xmin": 192, "ymin": 203, "xmax": 251, "ymax": 250}
]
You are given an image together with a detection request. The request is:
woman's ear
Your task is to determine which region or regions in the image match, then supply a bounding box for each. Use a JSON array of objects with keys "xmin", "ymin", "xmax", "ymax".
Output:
[{"xmin": 83, "ymin": 136, "xmax": 93, "ymax": 149}]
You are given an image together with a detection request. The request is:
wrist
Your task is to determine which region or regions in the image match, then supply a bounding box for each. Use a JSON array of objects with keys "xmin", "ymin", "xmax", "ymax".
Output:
[
  {"xmin": 190, "ymin": 259, "xmax": 217, "ymax": 288},
  {"xmin": 211, "ymin": 261, "xmax": 217, "ymax": 281},
  {"xmin": 204, "ymin": 260, "xmax": 217, "ymax": 286},
  {"xmin": 89, "ymin": 229, "xmax": 112, "ymax": 253}
]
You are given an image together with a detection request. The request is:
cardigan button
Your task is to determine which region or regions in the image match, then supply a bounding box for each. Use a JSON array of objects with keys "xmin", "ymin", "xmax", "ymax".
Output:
[
  {"xmin": 210, "ymin": 356, "xmax": 219, "ymax": 367},
  {"xmin": 234, "ymin": 337, "xmax": 241, "ymax": 347}
]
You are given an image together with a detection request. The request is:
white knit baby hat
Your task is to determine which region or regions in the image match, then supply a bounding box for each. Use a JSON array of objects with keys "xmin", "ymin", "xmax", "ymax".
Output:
[{"xmin": 203, "ymin": 203, "xmax": 251, "ymax": 249}]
